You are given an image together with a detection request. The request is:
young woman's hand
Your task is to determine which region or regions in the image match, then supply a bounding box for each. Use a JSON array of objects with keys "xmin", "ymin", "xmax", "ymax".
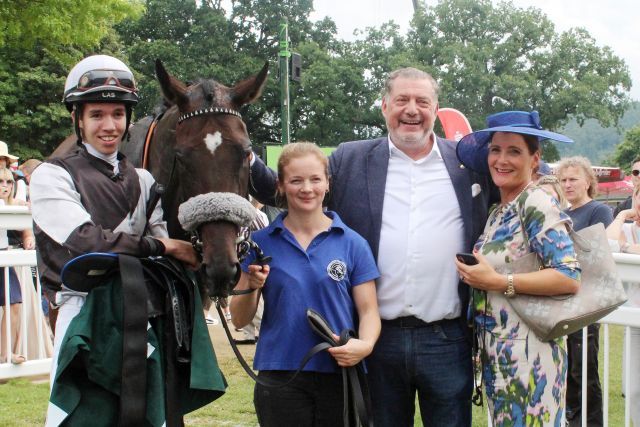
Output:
[
  {"xmin": 327, "ymin": 336, "xmax": 373, "ymax": 367},
  {"xmin": 246, "ymin": 264, "xmax": 270, "ymax": 289}
]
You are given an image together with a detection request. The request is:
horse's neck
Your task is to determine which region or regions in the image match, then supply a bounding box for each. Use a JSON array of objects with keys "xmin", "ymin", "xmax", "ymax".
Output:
[{"xmin": 121, "ymin": 116, "xmax": 155, "ymax": 168}]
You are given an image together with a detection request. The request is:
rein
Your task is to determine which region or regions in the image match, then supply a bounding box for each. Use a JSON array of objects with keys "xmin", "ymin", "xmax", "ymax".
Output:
[
  {"xmin": 142, "ymin": 113, "xmax": 163, "ymax": 169},
  {"xmin": 215, "ymin": 303, "xmax": 373, "ymax": 427}
]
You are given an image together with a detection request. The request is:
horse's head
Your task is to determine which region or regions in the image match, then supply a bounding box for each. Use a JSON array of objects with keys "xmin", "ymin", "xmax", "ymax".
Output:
[{"xmin": 153, "ymin": 59, "xmax": 268, "ymax": 299}]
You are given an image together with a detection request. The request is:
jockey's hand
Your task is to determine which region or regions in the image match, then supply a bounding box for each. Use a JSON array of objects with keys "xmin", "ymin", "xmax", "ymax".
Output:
[
  {"xmin": 158, "ymin": 238, "xmax": 199, "ymax": 269},
  {"xmin": 247, "ymin": 264, "xmax": 269, "ymax": 289}
]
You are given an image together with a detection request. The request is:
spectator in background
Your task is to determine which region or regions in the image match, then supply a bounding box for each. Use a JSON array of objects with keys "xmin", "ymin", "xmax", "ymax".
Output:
[
  {"xmin": 533, "ymin": 159, "xmax": 553, "ymax": 182},
  {"xmin": 614, "ymin": 157, "xmax": 640, "ymax": 217},
  {"xmin": 18, "ymin": 159, "xmax": 42, "ymax": 184},
  {"xmin": 557, "ymin": 156, "xmax": 613, "ymax": 427},
  {"xmin": 0, "ymin": 167, "xmax": 35, "ymax": 364},
  {"xmin": 0, "ymin": 141, "xmax": 27, "ymax": 203},
  {"xmin": 606, "ymin": 186, "xmax": 640, "ymax": 426}
]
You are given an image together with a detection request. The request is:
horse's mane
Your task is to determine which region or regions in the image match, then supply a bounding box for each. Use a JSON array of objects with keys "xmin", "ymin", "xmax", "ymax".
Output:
[{"xmin": 153, "ymin": 100, "xmax": 171, "ymax": 115}]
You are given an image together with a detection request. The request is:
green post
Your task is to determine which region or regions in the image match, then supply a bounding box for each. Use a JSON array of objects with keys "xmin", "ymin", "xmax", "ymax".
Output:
[{"xmin": 279, "ymin": 20, "xmax": 291, "ymax": 144}]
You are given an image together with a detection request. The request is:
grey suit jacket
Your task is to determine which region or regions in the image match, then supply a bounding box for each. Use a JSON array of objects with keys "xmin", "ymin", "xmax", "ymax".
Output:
[{"xmin": 249, "ymin": 136, "xmax": 494, "ymax": 314}]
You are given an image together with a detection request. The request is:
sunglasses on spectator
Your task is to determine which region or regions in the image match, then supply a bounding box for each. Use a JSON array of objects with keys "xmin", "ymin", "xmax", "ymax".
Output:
[
  {"xmin": 0, "ymin": 179, "xmax": 14, "ymax": 185},
  {"xmin": 633, "ymin": 169, "xmax": 640, "ymax": 177},
  {"xmin": 77, "ymin": 70, "xmax": 136, "ymax": 92}
]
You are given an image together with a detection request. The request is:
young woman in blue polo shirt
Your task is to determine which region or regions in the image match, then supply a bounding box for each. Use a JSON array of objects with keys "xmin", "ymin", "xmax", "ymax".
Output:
[{"xmin": 230, "ymin": 142, "xmax": 380, "ymax": 426}]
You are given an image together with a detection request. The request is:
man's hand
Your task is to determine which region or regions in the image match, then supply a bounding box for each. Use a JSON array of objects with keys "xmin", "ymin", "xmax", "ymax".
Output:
[{"xmin": 157, "ymin": 238, "xmax": 199, "ymax": 269}]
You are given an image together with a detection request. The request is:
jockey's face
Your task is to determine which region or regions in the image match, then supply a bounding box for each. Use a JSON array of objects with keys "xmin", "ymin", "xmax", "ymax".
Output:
[{"xmin": 76, "ymin": 102, "xmax": 126, "ymax": 155}]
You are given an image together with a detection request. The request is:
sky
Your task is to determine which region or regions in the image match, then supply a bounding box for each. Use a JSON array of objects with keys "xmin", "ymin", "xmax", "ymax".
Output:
[{"xmin": 310, "ymin": 0, "xmax": 639, "ymax": 100}]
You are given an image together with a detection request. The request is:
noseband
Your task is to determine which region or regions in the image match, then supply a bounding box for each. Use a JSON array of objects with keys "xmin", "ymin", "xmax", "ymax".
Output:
[{"xmin": 178, "ymin": 192, "xmax": 270, "ymax": 295}]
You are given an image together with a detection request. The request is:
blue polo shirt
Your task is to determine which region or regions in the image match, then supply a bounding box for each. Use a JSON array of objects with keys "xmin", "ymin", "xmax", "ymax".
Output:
[{"xmin": 241, "ymin": 210, "xmax": 379, "ymax": 373}]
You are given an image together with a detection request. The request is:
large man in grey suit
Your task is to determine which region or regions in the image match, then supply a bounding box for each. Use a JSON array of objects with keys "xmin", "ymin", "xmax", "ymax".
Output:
[{"xmin": 249, "ymin": 68, "xmax": 492, "ymax": 426}]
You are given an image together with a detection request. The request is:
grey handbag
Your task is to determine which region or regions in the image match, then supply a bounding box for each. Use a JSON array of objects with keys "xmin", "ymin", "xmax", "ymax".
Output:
[{"xmin": 500, "ymin": 216, "xmax": 627, "ymax": 342}]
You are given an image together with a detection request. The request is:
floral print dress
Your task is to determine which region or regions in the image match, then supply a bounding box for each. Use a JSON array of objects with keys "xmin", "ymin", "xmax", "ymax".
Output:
[{"xmin": 472, "ymin": 186, "xmax": 581, "ymax": 427}]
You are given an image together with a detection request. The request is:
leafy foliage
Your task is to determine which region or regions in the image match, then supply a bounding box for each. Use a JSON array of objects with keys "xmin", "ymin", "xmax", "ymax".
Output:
[
  {"xmin": 0, "ymin": 0, "xmax": 142, "ymax": 62},
  {"xmin": 556, "ymin": 102, "xmax": 640, "ymax": 166},
  {"xmin": 408, "ymin": 0, "xmax": 631, "ymax": 133},
  {"xmin": 610, "ymin": 126, "xmax": 640, "ymax": 172},
  {"xmin": 1, "ymin": 0, "xmax": 634, "ymax": 159}
]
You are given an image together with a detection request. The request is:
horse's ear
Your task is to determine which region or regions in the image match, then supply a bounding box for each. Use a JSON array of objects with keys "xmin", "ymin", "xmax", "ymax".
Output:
[
  {"xmin": 232, "ymin": 62, "xmax": 269, "ymax": 106},
  {"xmin": 155, "ymin": 59, "xmax": 189, "ymax": 108}
]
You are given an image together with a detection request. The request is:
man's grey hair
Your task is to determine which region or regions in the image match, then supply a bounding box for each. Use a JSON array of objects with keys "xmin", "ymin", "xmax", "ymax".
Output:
[{"xmin": 382, "ymin": 68, "xmax": 440, "ymax": 101}]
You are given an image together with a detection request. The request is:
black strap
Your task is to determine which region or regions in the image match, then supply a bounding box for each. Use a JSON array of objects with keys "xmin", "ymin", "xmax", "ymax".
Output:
[
  {"xmin": 118, "ymin": 254, "xmax": 149, "ymax": 426},
  {"xmin": 218, "ymin": 304, "xmax": 373, "ymax": 427},
  {"xmin": 216, "ymin": 303, "xmax": 330, "ymax": 387},
  {"xmin": 307, "ymin": 309, "xmax": 373, "ymax": 427}
]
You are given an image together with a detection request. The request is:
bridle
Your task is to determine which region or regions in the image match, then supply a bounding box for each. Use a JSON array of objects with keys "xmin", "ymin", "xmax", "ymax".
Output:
[
  {"xmin": 170, "ymin": 106, "xmax": 270, "ymax": 296},
  {"xmin": 188, "ymin": 224, "xmax": 271, "ymax": 296}
]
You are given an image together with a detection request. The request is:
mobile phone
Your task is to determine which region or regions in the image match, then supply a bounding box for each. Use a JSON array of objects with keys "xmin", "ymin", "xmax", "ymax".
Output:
[{"xmin": 456, "ymin": 253, "xmax": 478, "ymax": 265}]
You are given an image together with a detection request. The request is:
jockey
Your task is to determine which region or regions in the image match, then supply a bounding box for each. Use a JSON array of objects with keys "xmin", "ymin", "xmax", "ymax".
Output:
[{"xmin": 29, "ymin": 55, "xmax": 199, "ymax": 421}]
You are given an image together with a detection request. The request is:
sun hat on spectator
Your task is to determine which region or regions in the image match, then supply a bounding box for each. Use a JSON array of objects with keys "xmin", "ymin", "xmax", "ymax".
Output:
[{"xmin": 456, "ymin": 110, "xmax": 573, "ymax": 175}]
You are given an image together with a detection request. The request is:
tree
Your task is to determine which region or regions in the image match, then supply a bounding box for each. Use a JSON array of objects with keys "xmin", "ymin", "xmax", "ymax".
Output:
[
  {"xmin": 610, "ymin": 127, "xmax": 640, "ymax": 172},
  {"xmin": 408, "ymin": 0, "xmax": 631, "ymax": 141},
  {"xmin": 116, "ymin": 0, "xmax": 347, "ymax": 145},
  {"xmin": 0, "ymin": 0, "xmax": 142, "ymax": 61},
  {"xmin": 0, "ymin": 1, "xmax": 142, "ymax": 158}
]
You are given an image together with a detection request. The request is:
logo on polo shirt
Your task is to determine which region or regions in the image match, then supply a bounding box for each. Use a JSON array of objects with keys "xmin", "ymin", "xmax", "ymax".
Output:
[{"xmin": 326, "ymin": 260, "xmax": 347, "ymax": 281}]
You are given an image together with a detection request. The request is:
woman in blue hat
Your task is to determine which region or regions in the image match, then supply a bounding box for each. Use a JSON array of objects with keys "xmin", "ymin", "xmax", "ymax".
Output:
[{"xmin": 454, "ymin": 111, "xmax": 581, "ymax": 425}]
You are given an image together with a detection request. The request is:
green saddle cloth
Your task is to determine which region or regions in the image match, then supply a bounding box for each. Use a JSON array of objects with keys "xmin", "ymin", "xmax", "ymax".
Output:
[{"xmin": 49, "ymin": 265, "xmax": 226, "ymax": 427}]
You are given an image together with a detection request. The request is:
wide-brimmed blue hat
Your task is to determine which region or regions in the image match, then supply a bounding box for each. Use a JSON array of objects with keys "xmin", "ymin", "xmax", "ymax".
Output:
[{"xmin": 456, "ymin": 111, "xmax": 573, "ymax": 175}]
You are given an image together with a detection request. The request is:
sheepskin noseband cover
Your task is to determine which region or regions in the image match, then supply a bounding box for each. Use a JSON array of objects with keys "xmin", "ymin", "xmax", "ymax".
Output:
[{"xmin": 178, "ymin": 192, "xmax": 256, "ymax": 231}]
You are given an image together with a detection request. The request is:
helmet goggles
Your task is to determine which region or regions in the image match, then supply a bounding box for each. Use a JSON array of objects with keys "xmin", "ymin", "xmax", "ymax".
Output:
[{"xmin": 76, "ymin": 69, "xmax": 136, "ymax": 92}]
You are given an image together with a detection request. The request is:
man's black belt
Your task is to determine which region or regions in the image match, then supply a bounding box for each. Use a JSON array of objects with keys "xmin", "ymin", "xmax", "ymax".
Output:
[{"xmin": 381, "ymin": 316, "xmax": 460, "ymax": 328}]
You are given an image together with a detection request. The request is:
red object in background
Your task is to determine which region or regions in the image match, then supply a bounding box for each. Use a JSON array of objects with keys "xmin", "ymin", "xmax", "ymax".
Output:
[
  {"xmin": 592, "ymin": 166, "xmax": 623, "ymax": 183},
  {"xmin": 598, "ymin": 176, "xmax": 634, "ymax": 198},
  {"xmin": 437, "ymin": 108, "xmax": 473, "ymax": 141}
]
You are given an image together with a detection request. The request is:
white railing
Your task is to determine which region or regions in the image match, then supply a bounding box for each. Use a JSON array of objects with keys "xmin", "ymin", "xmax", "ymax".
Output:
[
  {"xmin": 0, "ymin": 206, "xmax": 53, "ymax": 379},
  {"xmin": 597, "ymin": 252, "xmax": 640, "ymax": 427},
  {"xmin": 0, "ymin": 208, "xmax": 639, "ymax": 427}
]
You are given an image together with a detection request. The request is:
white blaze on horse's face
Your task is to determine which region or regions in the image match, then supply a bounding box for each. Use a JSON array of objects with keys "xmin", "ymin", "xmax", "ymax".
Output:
[{"xmin": 204, "ymin": 131, "xmax": 223, "ymax": 156}]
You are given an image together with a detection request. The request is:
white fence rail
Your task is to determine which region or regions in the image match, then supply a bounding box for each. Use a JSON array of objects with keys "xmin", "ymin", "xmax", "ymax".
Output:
[
  {"xmin": 598, "ymin": 253, "xmax": 640, "ymax": 427},
  {"xmin": 0, "ymin": 208, "xmax": 639, "ymax": 427},
  {"xmin": 0, "ymin": 206, "xmax": 52, "ymax": 379}
]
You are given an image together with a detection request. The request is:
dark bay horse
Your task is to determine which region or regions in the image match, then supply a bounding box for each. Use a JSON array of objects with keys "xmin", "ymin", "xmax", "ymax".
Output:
[
  {"xmin": 53, "ymin": 60, "xmax": 268, "ymax": 298},
  {"xmin": 134, "ymin": 60, "xmax": 268, "ymax": 298}
]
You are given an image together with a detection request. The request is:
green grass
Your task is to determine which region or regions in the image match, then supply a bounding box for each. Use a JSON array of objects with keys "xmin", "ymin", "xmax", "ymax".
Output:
[{"xmin": 0, "ymin": 326, "xmax": 627, "ymax": 426}]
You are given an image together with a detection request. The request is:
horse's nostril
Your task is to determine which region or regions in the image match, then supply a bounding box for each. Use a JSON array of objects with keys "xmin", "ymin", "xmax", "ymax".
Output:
[{"xmin": 204, "ymin": 262, "xmax": 240, "ymax": 297}]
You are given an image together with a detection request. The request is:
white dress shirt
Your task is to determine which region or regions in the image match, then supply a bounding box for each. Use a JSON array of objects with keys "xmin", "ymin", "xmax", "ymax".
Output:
[{"xmin": 376, "ymin": 137, "xmax": 465, "ymax": 322}]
